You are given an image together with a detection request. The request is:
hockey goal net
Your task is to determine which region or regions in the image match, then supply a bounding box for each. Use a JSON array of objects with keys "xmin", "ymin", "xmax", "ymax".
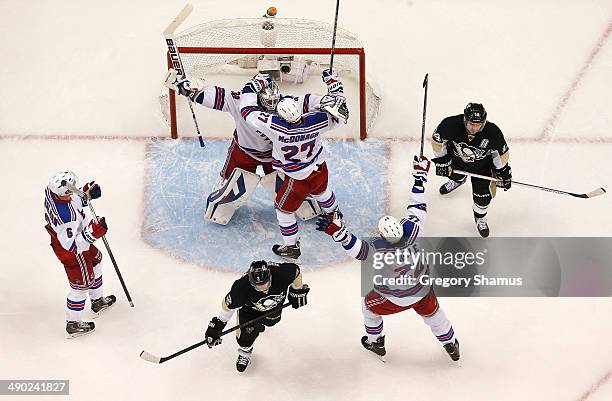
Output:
[{"xmin": 161, "ymin": 17, "xmax": 380, "ymax": 140}]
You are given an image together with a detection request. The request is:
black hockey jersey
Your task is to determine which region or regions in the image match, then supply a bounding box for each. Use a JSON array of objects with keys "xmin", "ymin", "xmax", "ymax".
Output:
[
  {"xmin": 432, "ymin": 114, "xmax": 510, "ymax": 173},
  {"xmin": 224, "ymin": 263, "xmax": 300, "ymax": 313}
]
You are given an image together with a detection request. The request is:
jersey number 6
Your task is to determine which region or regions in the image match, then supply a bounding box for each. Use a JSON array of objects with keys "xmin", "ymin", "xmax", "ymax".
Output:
[{"xmin": 281, "ymin": 140, "xmax": 316, "ymax": 163}]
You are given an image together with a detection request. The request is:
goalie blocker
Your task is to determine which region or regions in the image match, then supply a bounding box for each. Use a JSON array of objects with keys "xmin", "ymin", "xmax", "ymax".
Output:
[{"xmin": 205, "ymin": 169, "xmax": 321, "ymax": 225}]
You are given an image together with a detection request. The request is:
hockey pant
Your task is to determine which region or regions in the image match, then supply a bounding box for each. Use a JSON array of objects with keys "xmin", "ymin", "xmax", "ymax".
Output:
[
  {"xmin": 362, "ymin": 289, "xmax": 456, "ymax": 346},
  {"xmin": 236, "ymin": 307, "xmax": 282, "ymax": 348}
]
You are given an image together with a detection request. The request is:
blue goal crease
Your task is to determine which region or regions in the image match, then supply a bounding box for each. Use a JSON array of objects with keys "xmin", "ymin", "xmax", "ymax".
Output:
[{"xmin": 143, "ymin": 139, "xmax": 387, "ymax": 272}]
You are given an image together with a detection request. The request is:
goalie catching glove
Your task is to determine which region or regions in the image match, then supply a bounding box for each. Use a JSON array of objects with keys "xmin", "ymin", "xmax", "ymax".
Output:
[
  {"xmin": 288, "ymin": 284, "xmax": 310, "ymax": 309},
  {"xmin": 205, "ymin": 317, "xmax": 227, "ymax": 348},
  {"xmin": 318, "ymin": 95, "xmax": 349, "ymax": 124}
]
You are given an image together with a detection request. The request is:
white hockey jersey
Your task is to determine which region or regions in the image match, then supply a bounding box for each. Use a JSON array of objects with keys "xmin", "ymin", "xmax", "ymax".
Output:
[
  {"xmin": 191, "ymin": 86, "xmax": 323, "ymax": 163},
  {"xmin": 240, "ymin": 91, "xmax": 340, "ymax": 180},
  {"xmin": 44, "ymin": 187, "xmax": 94, "ymax": 254},
  {"xmin": 339, "ymin": 181, "xmax": 431, "ymax": 307}
]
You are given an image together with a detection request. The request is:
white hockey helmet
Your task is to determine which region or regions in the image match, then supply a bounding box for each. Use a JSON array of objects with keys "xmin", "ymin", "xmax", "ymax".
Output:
[
  {"xmin": 48, "ymin": 171, "xmax": 78, "ymax": 196},
  {"xmin": 378, "ymin": 215, "xmax": 403, "ymax": 244},
  {"xmin": 258, "ymin": 80, "xmax": 280, "ymax": 112},
  {"xmin": 276, "ymin": 97, "xmax": 301, "ymax": 123}
]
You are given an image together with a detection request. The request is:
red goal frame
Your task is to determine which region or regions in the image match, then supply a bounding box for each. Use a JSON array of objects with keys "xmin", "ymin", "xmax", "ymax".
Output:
[{"xmin": 167, "ymin": 47, "xmax": 367, "ymax": 140}]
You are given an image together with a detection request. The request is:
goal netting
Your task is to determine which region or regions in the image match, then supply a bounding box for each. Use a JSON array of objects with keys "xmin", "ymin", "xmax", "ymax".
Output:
[{"xmin": 160, "ymin": 16, "xmax": 381, "ymax": 140}]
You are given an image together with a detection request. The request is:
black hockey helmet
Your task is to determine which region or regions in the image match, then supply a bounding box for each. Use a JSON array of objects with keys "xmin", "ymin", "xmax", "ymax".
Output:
[
  {"xmin": 464, "ymin": 103, "xmax": 487, "ymax": 124},
  {"xmin": 248, "ymin": 260, "xmax": 272, "ymax": 291}
]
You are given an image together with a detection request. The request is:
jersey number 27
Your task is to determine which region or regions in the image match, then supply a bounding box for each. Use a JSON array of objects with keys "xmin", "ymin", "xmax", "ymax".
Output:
[{"xmin": 281, "ymin": 140, "xmax": 316, "ymax": 163}]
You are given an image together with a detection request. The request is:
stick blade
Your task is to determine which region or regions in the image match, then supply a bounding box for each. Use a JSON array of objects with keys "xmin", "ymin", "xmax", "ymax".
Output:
[
  {"xmin": 164, "ymin": 4, "xmax": 193, "ymax": 36},
  {"xmin": 586, "ymin": 187, "xmax": 606, "ymax": 198},
  {"xmin": 140, "ymin": 350, "xmax": 162, "ymax": 364}
]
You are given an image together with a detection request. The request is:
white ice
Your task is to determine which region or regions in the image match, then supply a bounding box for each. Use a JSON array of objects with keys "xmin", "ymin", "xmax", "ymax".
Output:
[{"xmin": 1, "ymin": 1, "xmax": 611, "ymax": 400}]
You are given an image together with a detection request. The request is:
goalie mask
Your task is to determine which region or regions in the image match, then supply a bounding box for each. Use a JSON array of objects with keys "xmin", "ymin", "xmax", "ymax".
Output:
[
  {"xmin": 248, "ymin": 260, "xmax": 272, "ymax": 292},
  {"xmin": 276, "ymin": 97, "xmax": 301, "ymax": 123},
  {"xmin": 378, "ymin": 215, "xmax": 403, "ymax": 244},
  {"xmin": 258, "ymin": 80, "xmax": 280, "ymax": 112},
  {"xmin": 48, "ymin": 171, "xmax": 78, "ymax": 197}
]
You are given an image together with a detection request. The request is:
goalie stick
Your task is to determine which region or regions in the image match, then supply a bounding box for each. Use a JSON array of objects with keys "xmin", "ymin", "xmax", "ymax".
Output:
[
  {"xmin": 63, "ymin": 181, "xmax": 135, "ymax": 307},
  {"xmin": 140, "ymin": 302, "xmax": 292, "ymax": 364},
  {"xmin": 164, "ymin": 4, "xmax": 205, "ymax": 148},
  {"xmin": 453, "ymin": 169, "xmax": 606, "ymax": 199}
]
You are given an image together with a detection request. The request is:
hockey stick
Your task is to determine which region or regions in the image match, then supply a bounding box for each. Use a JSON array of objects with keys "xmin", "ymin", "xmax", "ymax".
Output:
[
  {"xmin": 63, "ymin": 181, "xmax": 135, "ymax": 307},
  {"xmin": 329, "ymin": 0, "xmax": 341, "ymax": 72},
  {"xmin": 140, "ymin": 302, "xmax": 293, "ymax": 364},
  {"xmin": 164, "ymin": 4, "xmax": 205, "ymax": 148},
  {"xmin": 453, "ymin": 169, "xmax": 606, "ymax": 199},
  {"xmin": 420, "ymin": 73, "xmax": 429, "ymax": 158}
]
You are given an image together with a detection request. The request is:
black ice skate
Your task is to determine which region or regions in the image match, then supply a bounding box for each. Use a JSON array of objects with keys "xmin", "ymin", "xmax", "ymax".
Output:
[
  {"xmin": 361, "ymin": 335, "xmax": 386, "ymax": 361},
  {"xmin": 272, "ymin": 240, "xmax": 301, "ymax": 260},
  {"xmin": 236, "ymin": 348, "xmax": 252, "ymax": 372},
  {"xmin": 66, "ymin": 321, "xmax": 95, "ymax": 338},
  {"xmin": 474, "ymin": 216, "xmax": 490, "ymax": 238},
  {"xmin": 443, "ymin": 339, "xmax": 460, "ymax": 361},
  {"xmin": 91, "ymin": 295, "xmax": 116, "ymax": 317},
  {"xmin": 439, "ymin": 178, "xmax": 466, "ymax": 195}
]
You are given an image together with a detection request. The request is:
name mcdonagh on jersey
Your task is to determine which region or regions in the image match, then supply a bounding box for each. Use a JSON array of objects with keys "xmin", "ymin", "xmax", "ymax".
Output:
[
  {"xmin": 278, "ymin": 132, "xmax": 319, "ymax": 143},
  {"xmin": 372, "ymin": 274, "xmax": 524, "ymax": 288}
]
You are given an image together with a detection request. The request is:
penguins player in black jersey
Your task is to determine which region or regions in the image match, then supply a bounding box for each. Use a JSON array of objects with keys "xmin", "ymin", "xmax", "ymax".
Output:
[
  {"xmin": 204, "ymin": 260, "xmax": 309, "ymax": 372},
  {"xmin": 431, "ymin": 103, "xmax": 512, "ymax": 237}
]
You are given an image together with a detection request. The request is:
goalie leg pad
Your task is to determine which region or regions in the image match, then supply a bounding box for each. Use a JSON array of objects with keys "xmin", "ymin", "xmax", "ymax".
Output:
[
  {"xmin": 205, "ymin": 168, "xmax": 261, "ymax": 225},
  {"xmin": 260, "ymin": 171, "xmax": 322, "ymax": 220}
]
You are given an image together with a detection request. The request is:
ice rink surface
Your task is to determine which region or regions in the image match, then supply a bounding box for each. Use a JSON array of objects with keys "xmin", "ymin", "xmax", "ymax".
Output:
[{"xmin": 1, "ymin": 1, "xmax": 611, "ymax": 400}]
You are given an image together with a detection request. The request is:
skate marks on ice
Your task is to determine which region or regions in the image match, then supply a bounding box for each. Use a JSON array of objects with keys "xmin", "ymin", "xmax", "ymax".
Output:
[{"xmin": 142, "ymin": 139, "xmax": 387, "ymax": 271}]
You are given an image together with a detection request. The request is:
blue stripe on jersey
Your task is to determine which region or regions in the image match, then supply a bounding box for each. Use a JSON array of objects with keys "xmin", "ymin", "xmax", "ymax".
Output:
[
  {"xmin": 270, "ymin": 112, "xmax": 328, "ymax": 135},
  {"xmin": 408, "ymin": 203, "xmax": 427, "ymax": 211},
  {"xmin": 406, "ymin": 222, "xmax": 420, "ymax": 243},
  {"xmin": 303, "ymin": 94, "xmax": 310, "ymax": 113},
  {"xmin": 214, "ymin": 87, "xmax": 226, "ymax": 110},
  {"xmin": 343, "ymin": 234, "xmax": 357, "ymax": 250},
  {"xmin": 54, "ymin": 199, "xmax": 73, "ymax": 224}
]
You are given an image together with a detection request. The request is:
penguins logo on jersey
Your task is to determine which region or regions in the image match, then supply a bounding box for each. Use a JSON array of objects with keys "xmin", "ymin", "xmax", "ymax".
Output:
[
  {"xmin": 453, "ymin": 142, "xmax": 487, "ymax": 163},
  {"xmin": 253, "ymin": 293, "xmax": 285, "ymax": 312}
]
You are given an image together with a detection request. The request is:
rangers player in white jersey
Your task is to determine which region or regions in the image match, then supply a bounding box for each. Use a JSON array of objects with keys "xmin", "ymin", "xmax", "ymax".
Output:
[
  {"xmin": 239, "ymin": 70, "xmax": 348, "ymax": 259},
  {"xmin": 163, "ymin": 69, "xmax": 328, "ymax": 225},
  {"xmin": 44, "ymin": 172, "xmax": 115, "ymax": 337},
  {"xmin": 316, "ymin": 156, "xmax": 460, "ymax": 362}
]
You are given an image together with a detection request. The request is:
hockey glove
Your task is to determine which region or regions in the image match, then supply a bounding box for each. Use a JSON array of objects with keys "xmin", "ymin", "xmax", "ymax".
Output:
[
  {"xmin": 413, "ymin": 155, "xmax": 431, "ymax": 183},
  {"xmin": 205, "ymin": 317, "xmax": 227, "ymax": 348},
  {"xmin": 431, "ymin": 155, "xmax": 453, "ymax": 177},
  {"xmin": 83, "ymin": 217, "xmax": 107, "ymax": 243},
  {"xmin": 288, "ymin": 284, "xmax": 310, "ymax": 309},
  {"xmin": 319, "ymin": 95, "xmax": 349, "ymax": 123},
  {"xmin": 162, "ymin": 69, "xmax": 194, "ymax": 98},
  {"xmin": 322, "ymin": 68, "xmax": 343, "ymax": 95},
  {"xmin": 82, "ymin": 181, "xmax": 101, "ymax": 200},
  {"xmin": 315, "ymin": 211, "xmax": 348, "ymax": 243},
  {"xmin": 243, "ymin": 73, "xmax": 272, "ymax": 94},
  {"xmin": 495, "ymin": 164, "xmax": 512, "ymax": 191}
]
